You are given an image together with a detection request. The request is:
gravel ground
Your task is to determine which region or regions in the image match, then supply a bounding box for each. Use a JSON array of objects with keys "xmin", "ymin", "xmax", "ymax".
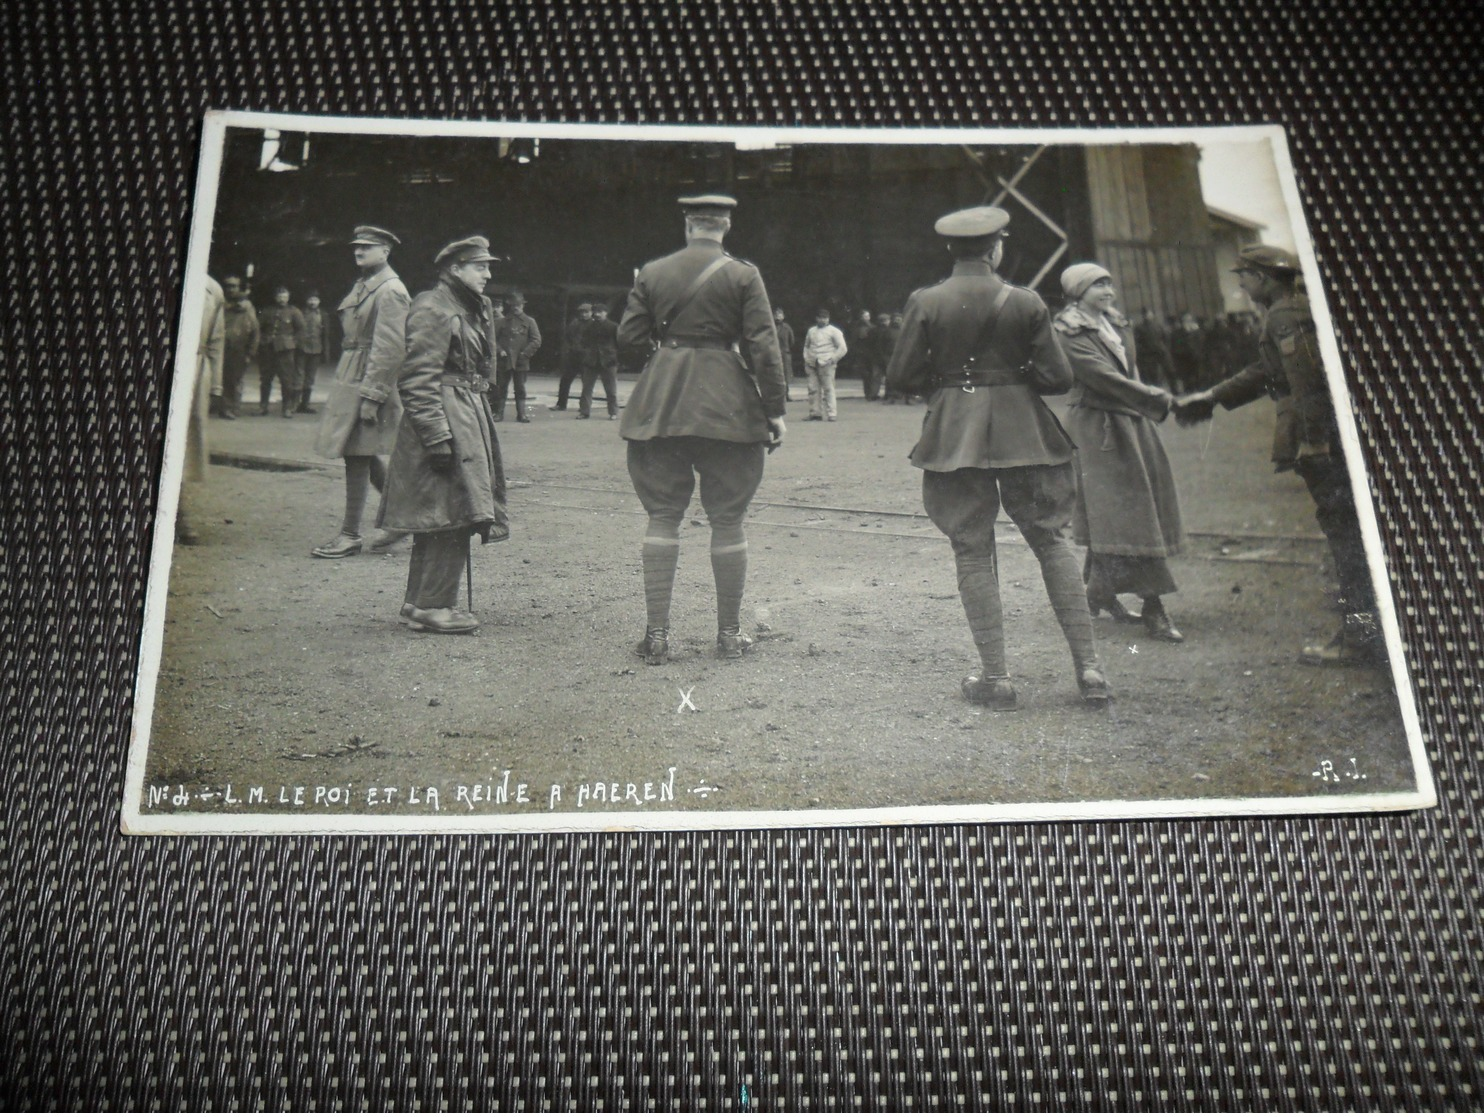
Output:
[{"xmin": 131, "ymin": 373, "xmax": 1421, "ymax": 829}]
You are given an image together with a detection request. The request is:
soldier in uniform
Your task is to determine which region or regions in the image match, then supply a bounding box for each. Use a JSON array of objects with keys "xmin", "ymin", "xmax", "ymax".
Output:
[
  {"xmin": 1174, "ymin": 245, "xmax": 1379, "ymax": 665},
  {"xmin": 551, "ymin": 302, "xmax": 591, "ymax": 412},
  {"xmin": 617, "ymin": 193, "xmax": 787, "ymax": 664},
  {"xmin": 311, "ymin": 226, "xmax": 410, "ymax": 558},
  {"xmin": 578, "ymin": 303, "xmax": 620, "ymax": 419},
  {"xmin": 884, "ymin": 206, "xmax": 1111, "ymax": 710},
  {"xmin": 256, "ymin": 285, "xmax": 303, "ymax": 417},
  {"xmin": 378, "ymin": 237, "xmax": 509, "ymax": 635},
  {"xmin": 294, "ymin": 291, "xmax": 329, "ymax": 414},
  {"xmin": 494, "ymin": 290, "xmax": 541, "ymax": 422},
  {"xmin": 218, "ymin": 275, "xmax": 258, "ymax": 420}
]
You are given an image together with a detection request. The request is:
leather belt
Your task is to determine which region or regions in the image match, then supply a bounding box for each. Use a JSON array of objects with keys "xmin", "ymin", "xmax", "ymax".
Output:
[
  {"xmin": 933, "ymin": 367, "xmax": 1024, "ymax": 392},
  {"xmin": 662, "ymin": 337, "xmax": 738, "ymax": 351},
  {"xmin": 439, "ymin": 375, "xmax": 490, "ymax": 392}
]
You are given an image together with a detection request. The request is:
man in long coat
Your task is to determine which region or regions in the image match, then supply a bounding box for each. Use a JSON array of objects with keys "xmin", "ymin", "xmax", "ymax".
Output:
[
  {"xmin": 378, "ymin": 236, "xmax": 508, "ymax": 635},
  {"xmin": 884, "ymin": 206, "xmax": 1110, "ymax": 710},
  {"xmin": 178, "ymin": 275, "xmax": 224, "ymax": 545},
  {"xmin": 1175, "ymin": 245, "xmax": 1379, "ymax": 665},
  {"xmin": 617, "ymin": 193, "xmax": 787, "ymax": 664},
  {"xmin": 311, "ymin": 226, "xmax": 409, "ymax": 558}
]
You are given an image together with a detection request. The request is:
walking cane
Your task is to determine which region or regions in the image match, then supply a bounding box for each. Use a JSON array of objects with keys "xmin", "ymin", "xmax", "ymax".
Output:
[{"xmin": 467, "ymin": 541, "xmax": 474, "ymax": 613}]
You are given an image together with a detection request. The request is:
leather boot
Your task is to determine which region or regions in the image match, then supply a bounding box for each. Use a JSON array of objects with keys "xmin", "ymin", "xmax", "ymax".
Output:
[
  {"xmin": 1142, "ymin": 597, "xmax": 1184, "ymax": 643},
  {"xmin": 517, "ymin": 402, "xmax": 531, "ymax": 423},
  {"xmin": 962, "ymin": 673, "xmax": 1017, "ymax": 711},
  {"xmin": 1300, "ymin": 612, "xmax": 1383, "ymax": 666},
  {"xmin": 634, "ymin": 628, "xmax": 670, "ymax": 666}
]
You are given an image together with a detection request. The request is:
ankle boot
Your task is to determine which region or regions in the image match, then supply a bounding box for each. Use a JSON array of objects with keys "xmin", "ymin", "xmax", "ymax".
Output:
[{"xmin": 1142, "ymin": 597, "xmax": 1184, "ymax": 643}]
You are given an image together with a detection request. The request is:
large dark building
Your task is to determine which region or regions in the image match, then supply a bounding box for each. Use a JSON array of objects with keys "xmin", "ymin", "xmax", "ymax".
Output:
[{"xmin": 209, "ymin": 129, "xmax": 1225, "ymax": 369}]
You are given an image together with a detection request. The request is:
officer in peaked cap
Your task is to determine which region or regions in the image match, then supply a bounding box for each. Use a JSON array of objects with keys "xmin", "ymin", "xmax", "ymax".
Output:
[
  {"xmin": 1175, "ymin": 243, "xmax": 1379, "ymax": 665},
  {"xmin": 432, "ymin": 234, "xmax": 496, "ymax": 269},
  {"xmin": 616, "ymin": 190, "xmax": 786, "ymax": 665},
  {"xmin": 376, "ymin": 234, "xmax": 508, "ymax": 635},
  {"xmin": 349, "ymin": 225, "xmax": 401, "ymax": 248},
  {"xmin": 884, "ymin": 204, "xmax": 1111, "ymax": 711},
  {"xmin": 1231, "ymin": 244, "xmax": 1301, "ymax": 275},
  {"xmin": 311, "ymin": 223, "xmax": 410, "ymax": 558}
]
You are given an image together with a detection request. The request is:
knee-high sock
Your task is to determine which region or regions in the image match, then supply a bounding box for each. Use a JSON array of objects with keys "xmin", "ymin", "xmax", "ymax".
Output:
[
  {"xmin": 710, "ymin": 522, "xmax": 749, "ymax": 633},
  {"xmin": 954, "ymin": 549, "xmax": 1006, "ymax": 676},
  {"xmin": 642, "ymin": 517, "xmax": 682, "ymax": 631},
  {"xmin": 342, "ymin": 456, "xmax": 371, "ymax": 536},
  {"xmin": 1028, "ymin": 537, "xmax": 1099, "ymax": 671}
]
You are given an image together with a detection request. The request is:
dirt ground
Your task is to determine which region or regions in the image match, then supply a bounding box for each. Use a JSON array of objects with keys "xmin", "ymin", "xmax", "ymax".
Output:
[{"xmin": 133, "ymin": 370, "xmax": 1421, "ymax": 828}]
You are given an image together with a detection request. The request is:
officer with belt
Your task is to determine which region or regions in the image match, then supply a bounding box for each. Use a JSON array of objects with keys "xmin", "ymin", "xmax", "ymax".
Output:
[
  {"xmin": 617, "ymin": 193, "xmax": 787, "ymax": 664},
  {"xmin": 1174, "ymin": 245, "xmax": 1379, "ymax": 665},
  {"xmin": 884, "ymin": 205, "xmax": 1111, "ymax": 710}
]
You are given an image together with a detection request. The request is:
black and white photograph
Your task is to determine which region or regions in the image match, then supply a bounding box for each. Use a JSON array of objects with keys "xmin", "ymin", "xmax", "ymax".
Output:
[{"xmin": 122, "ymin": 115, "xmax": 1432, "ymax": 833}]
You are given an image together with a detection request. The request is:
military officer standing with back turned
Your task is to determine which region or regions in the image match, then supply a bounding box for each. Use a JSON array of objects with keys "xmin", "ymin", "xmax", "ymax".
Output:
[
  {"xmin": 884, "ymin": 205, "xmax": 1111, "ymax": 710},
  {"xmin": 1174, "ymin": 245, "xmax": 1379, "ymax": 665},
  {"xmin": 617, "ymin": 194, "xmax": 787, "ymax": 664}
]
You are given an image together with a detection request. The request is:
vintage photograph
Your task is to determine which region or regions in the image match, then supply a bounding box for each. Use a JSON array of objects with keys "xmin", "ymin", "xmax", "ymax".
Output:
[{"xmin": 122, "ymin": 115, "xmax": 1432, "ymax": 833}]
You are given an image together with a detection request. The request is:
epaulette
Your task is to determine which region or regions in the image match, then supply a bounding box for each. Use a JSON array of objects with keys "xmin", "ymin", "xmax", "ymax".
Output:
[{"xmin": 724, "ymin": 251, "xmax": 757, "ymax": 270}]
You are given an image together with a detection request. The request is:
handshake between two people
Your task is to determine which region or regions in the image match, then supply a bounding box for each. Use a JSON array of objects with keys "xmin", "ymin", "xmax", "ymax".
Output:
[{"xmin": 1169, "ymin": 390, "xmax": 1217, "ymax": 427}]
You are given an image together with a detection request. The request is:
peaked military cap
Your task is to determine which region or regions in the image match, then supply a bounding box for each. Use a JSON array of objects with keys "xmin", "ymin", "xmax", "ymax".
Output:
[
  {"xmin": 1232, "ymin": 245, "xmax": 1301, "ymax": 275},
  {"xmin": 434, "ymin": 235, "xmax": 496, "ymax": 269},
  {"xmin": 349, "ymin": 225, "xmax": 400, "ymax": 247},
  {"xmin": 934, "ymin": 206, "xmax": 1010, "ymax": 238},
  {"xmin": 678, "ymin": 193, "xmax": 738, "ymax": 216}
]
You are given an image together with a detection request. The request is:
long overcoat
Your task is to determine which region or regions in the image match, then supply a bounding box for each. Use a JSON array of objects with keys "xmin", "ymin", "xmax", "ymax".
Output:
[
  {"xmin": 314, "ymin": 266, "xmax": 409, "ymax": 459},
  {"xmin": 377, "ymin": 278, "xmax": 508, "ymax": 541},
  {"xmin": 1055, "ymin": 306, "xmax": 1184, "ymax": 557}
]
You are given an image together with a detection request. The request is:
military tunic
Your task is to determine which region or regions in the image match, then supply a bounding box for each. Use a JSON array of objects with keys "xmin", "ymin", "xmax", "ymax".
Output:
[
  {"xmin": 618, "ymin": 240, "xmax": 786, "ymax": 443},
  {"xmin": 1207, "ymin": 292, "xmax": 1373, "ymax": 614},
  {"xmin": 884, "ymin": 260, "xmax": 1075, "ymax": 469}
]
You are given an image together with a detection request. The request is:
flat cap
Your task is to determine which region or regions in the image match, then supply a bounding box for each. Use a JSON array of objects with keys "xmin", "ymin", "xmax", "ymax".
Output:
[
  {"xmin": 1232, "ymin": 244, "xmax": 1301, "ymax": 275},
  {"xmin": 678, "ymin": 193, "xmax": 738, "ymax": 215},
  {"xmin": 576, "ymin": 302, "xmax": 593, "ymax": 312},
  {"xmin": 434, "ymin": 235, "xmax": 496, "ymax": 269},
  {"xmin": 934, "ymin": 206, "xmax": 1010, "ymax": 238},
  {"xmin": 349, "ymin": 225, "xmax": 400, "ymax": 247}
]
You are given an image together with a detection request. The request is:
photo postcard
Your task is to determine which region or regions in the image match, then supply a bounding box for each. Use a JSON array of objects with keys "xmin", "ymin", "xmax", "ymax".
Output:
[{"xmin": 122, "ymin": 113, "xmax": 1433, "ymax": 833}]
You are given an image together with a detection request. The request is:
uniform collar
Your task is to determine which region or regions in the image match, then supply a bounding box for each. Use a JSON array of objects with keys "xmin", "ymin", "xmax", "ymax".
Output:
[
  {"xmin": 951, "ymin": 260, "xmax": 996, "ymax": 277},
  {"xmin": 358, "ymin": 265, "xmax": 398, "ymax": 295}
]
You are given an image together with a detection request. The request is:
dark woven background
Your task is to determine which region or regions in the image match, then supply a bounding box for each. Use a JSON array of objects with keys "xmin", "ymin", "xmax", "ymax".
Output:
[{"xmin": 3, "ymin": 0, "xmax": 1481, "ymax": 1109}]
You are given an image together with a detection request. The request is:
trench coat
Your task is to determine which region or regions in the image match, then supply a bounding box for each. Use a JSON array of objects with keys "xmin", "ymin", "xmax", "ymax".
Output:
[
  {"xmin": 314, "ymin": 266, "xmax": 409, "ymax": 459},
  {"xmin": 1056, "ymin": 306, "xmax": 1183, "ymax": 557},
  {"xmin": 377, "ymin": 278, "xmax": 508, "ymax": 541},
  {"xmin": 186, "ymin": 276, "xmax": 224, "ymax": 483}
]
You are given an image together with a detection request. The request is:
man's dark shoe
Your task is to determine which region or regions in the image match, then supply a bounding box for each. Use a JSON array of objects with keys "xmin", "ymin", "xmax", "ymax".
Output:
[
  {"xmin": 408, "ymin": 606, "xmax": 480, "ymax": 634},
  {"xmin": 311, "ymin": 532, "xmax": 363, "ymax": 559},
  {"xmin": 716, "ymin": 627, "xmax": 754, "ymax": 659},
  {"xmin": 492, "ymin": 407, "xmax": 506, "ymax": 422},
  {"xmin": 633, "ymin": 628, "xmax": 670, "ymax": 666},
  {"xmin": 1300, "ymin": 612, "xmax": 1383, "ymax": 666},
  {"xmin": 1077, "ymin": 666, "xmax": 1113, "ymax": 708},
  {"xmin": 516, "ymin": 405, "xmax": 532, "ymax": 423},
  {"xmin": 961, "ymin": 673, "xmax": 1017, "ymax": 711}
]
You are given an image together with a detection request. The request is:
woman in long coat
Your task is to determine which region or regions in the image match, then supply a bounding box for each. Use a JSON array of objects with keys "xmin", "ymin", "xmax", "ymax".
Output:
[
  {"xmin": 1055, "ymin": 263, "xmax": 1185, "ymax": 642},
  {"xmin": 377, "ymin": 237, "xmax": 508, "ymax": 635}
]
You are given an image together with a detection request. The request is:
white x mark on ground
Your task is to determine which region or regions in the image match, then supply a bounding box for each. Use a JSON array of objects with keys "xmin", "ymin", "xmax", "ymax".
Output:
[{"xmin": 677, "ymin": 687, "xmax": 697, "ymax": 713}]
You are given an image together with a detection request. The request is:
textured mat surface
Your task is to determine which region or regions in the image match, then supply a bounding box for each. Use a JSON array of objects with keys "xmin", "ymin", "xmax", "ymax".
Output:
[{"xmin": 2, "ymin": 1, "xmax": 1481, "ymax": 1108}]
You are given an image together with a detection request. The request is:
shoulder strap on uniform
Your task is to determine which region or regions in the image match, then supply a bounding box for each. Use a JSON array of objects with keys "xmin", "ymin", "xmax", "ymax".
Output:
[
  {"xmin": 966, "ymin": 280, "xmax": 1015, "ymax": 366},
  {"xmin": 661, "ymin": 255, "xmax": 731, "ymax": 338}
]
